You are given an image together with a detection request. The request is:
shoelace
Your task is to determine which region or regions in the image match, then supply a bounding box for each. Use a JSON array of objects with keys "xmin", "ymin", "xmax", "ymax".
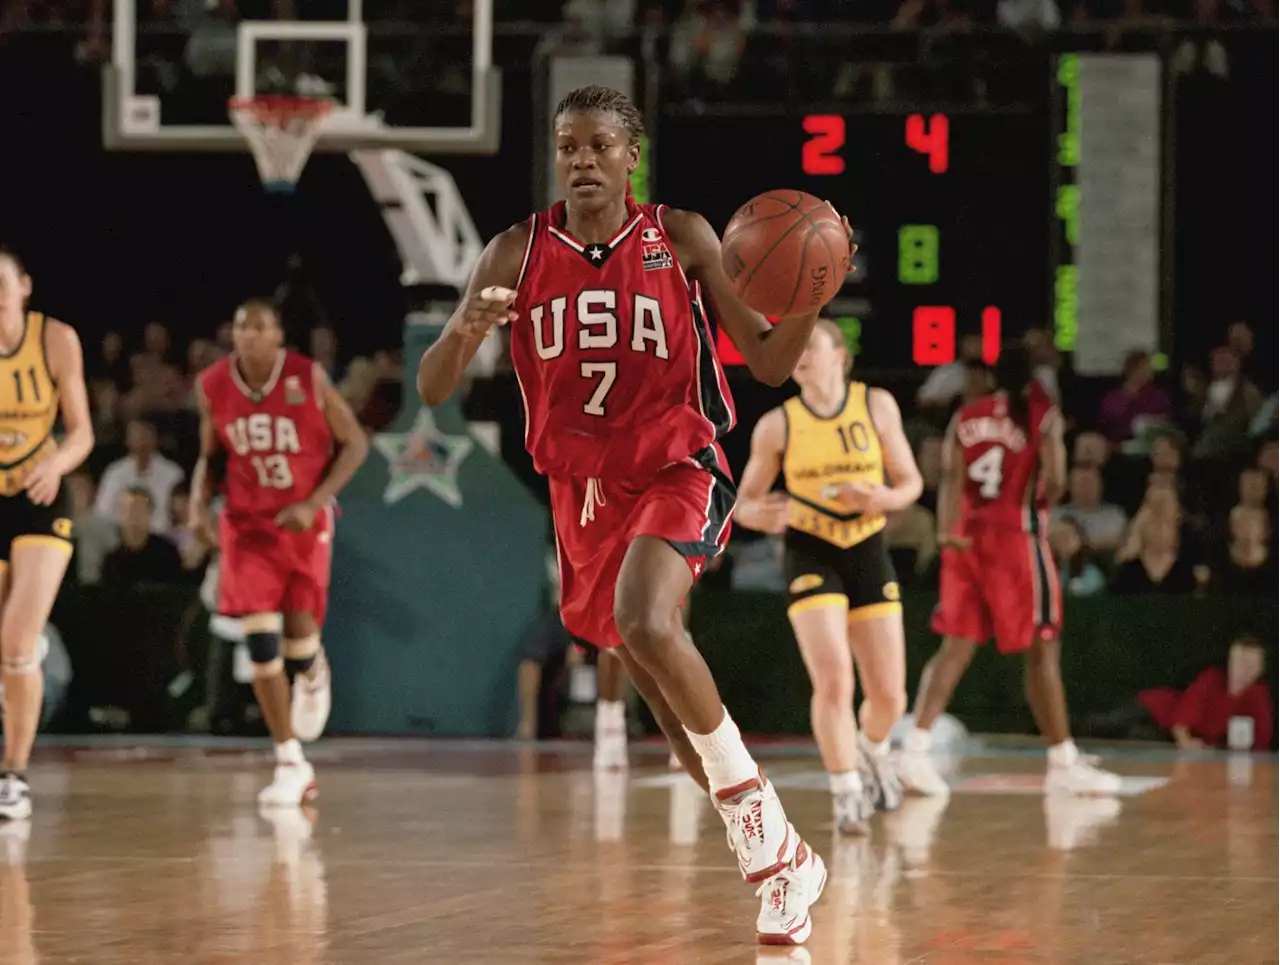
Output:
[
  {"xmin": 754, "ymin": 865, "xmax": 802, "ymax": 917},
  {"xmin": 579, "ymin": 477, "xmax": 605, "ymax": 527}
]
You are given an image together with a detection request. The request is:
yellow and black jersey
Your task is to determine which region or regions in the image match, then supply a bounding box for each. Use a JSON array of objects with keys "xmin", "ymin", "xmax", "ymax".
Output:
[
  {"xmin": 782, "ymin": 380, "xmax": 887, "ymax": 550},
  {"xmin": 0, "ymin": 312, "xmax": 58, "ymax": 498}
]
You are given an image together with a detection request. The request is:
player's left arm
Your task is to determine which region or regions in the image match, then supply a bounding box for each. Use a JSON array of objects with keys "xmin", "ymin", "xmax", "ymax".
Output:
[
  {"xmin": 308, "ymin": 363, "xmax": 369, "ymax": 507},
  {"xmin": 664, "ymin": 208, "xmax": 854, "ymax": 387},
  {"xmin": 25, "ymin": 320, "xmax": 94, "ymax": 506},
  {"xmin": 1038, "ymin": 406, "xmax": 1068, "ymax": 505},
  {"xmin": 866, "ymin": 388, "xmax": 924, "ymax": 512},
  {"xmin": 935, "ymin": 414, "xmax": 968, "ymax": 549}
]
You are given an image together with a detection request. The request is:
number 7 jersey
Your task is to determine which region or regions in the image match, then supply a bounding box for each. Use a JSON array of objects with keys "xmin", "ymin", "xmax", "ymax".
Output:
[
  {"xmin": 510, "ymin": 201, "xmax": 735, "ymax": 480},
  {"xmin": 952, "ymin": 385, "xmax": 1056, "ymax": 532},
  {"xmin": 198, "ymin": 350, "xmax": 335, "ymax": 529}
]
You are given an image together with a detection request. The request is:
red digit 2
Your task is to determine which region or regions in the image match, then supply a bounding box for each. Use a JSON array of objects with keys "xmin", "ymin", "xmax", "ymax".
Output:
[{"xmin": 802, "ymin": 115, "xmax": 846, "ymax": 176}]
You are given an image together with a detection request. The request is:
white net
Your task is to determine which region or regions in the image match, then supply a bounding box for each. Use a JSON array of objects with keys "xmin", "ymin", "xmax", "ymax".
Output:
[{"xmin": 228, "ymin": 96, "xmax": 334, "ymax": 192}]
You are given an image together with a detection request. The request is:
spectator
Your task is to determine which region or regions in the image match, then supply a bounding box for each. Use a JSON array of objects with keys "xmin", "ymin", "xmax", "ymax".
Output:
[
  {"xmin": 91, "ymin": 331, "xmax": 132, "ymax": 393},
  {"xmin": 1150, "ymin": 431, "xmax": 1184, "ymax": 478},
  {"xmin": 1257, "ymin": 438, "xmax": 1279, "ymax": 485},
  {"xmin": 1096, "ymin": 349, "xmax": 1176, "ymax": 445},
  {"xmin": 1211, "ymin": 506, "xmax": 1274, "ymax": 594},
  {"xmin": 309, "ymin": 325, "xmax": 343, "ymax": 382},
  {"xmin": 1110, "ymin": 513, "xmax": 1201, "ymax": 594},
  {"xmin": 1192, "ymin": 346, "xmax": 1263, "ymax": 460},
  {"xmin": 66, "ymin": 471, "xmax": 118, "ymax": 586},
  {"xmin": 883, "ymin": 502, "xmax": 937, "ymax": 587},
  {"xmin": 1024, "ymin": 329, "xmax": 1062, "ymax": 403},
  {"xmin": 1082, "ymin": 636, "xmax": 1272, "ymax": 750},
  {"xmin": 515, "ymin": 552, "xmax": 573, "ymax": 740},
  {"xmin": 998, "ymin": 0, "xmax": 1061, "ymax": 31},
  {"xmin": 1072, "ymin": 431, "xmax": 1110, "ymax": 470},
  {"xmin": 668, "ymin": 0, "xmax": 747, "ymax": 96},
  {"xmin": 1049, "ymin": 517, "xmax": 1107, "ymax": 597},
  {"xmin": 100, "ymin": 488, "xmax": 186, "ymax": 587},
  {"xmin": 1054, "ymin": 466, "xmax": 1128, "ymax": 552},
  {"xmin": 916, "ymin": 333, "xmax": 984, "ymax": 414},
  {"xmin": 1236, "ymin": 467, "xmax": 1270, "ymax": 513},
  {"xmin": 94, "ymin": 418, "xmax": 185, "ymax": 534}
]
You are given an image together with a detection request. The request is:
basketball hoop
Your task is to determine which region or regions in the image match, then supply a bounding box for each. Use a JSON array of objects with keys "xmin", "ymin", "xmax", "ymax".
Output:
[{"xmin": 228, "ymin": 95, "xmax": 334, "ymax": 194}]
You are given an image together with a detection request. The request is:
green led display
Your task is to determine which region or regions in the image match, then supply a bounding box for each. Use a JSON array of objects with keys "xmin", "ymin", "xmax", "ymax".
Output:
[
  {"xmin": 834, "ymin": 316, "xmax": 862, "ymax": 357},
  {"xmin": 1057, "ymin": 55, "xmax": 1080, "ymax": 168},
  {"xmin": 1054, "ymin": 265, "xmax": 1078, "ymax": 352},
  {"xmin": 1056, "ymin": 186, "xmax": 1080, "ymax": 247},
  {"xmin": 631, "ymin": 135, "xmax": 650, "ymax": 205},
  {"xmin": 897, "ymin": 225, "xmax": 939, "ymax": 285}
]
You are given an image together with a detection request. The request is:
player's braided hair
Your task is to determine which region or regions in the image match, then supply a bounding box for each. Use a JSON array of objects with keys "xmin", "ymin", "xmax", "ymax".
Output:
[
  {"xmin": 554, "ymin": 86, "xmax": 645, "ymax": 200},
  {"xmin": 994, "ymin": 342, "xmax": 1033, "ymax": 426},
  {"xmin": 553, "ymin": 85, "xmax": 646, "ymax": 145}
]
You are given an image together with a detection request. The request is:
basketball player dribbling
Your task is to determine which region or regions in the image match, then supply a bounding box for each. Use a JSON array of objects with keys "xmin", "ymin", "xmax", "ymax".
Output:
[
  {"xmin": 418, "ymin": 85, "xmax": 854, "ymax": 945},
  {"xmin": 737, "ymin": 320, "xmax": 922, "ymax": 835},
  {"xmin": 897, "ymin": 345, "xmax": 1121, "ymax": 797},
  {"xmin": 190, "ymin": 300, "xmax": 368, "ymax": 807},
  {"xmin": 0, "ymin": 248, "xmax": 94, "ymax": 821}
]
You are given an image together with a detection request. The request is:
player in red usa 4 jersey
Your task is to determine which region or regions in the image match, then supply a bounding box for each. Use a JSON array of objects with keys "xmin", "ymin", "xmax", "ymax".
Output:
[
  {"xmin": 898, "ymin": 345, "xmax": 1121, "ymax": 799},
  {"xmin": 419, "ymin": 86, "xmax": 855, "ymax": 946},
  {"xmin": 191, "ymin": 300, "xmax": 368, "ymax": 808}
]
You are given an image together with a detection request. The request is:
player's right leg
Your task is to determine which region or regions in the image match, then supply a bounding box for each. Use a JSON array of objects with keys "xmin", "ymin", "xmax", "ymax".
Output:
[
  {"xmin": 219, "ymin": 528, "xmax": 315, "ymax": 807},
  {"xmin": 898, "ymin": 547, "xmax": 987, "ymax": 797},
  {"xmin": 787, "ymin": 593, "xmax": 870, "ymax": 835},
  {"xmin": 1, "ymin": 534, "xmax": 74, "ymax": 822},
  {"xmin": 998, "ymin": 531, "xmax": 1120, "ymax": 796},
  {"xmin": 284, "ymin": 517, "xmax": 334, "ymax": 745}
]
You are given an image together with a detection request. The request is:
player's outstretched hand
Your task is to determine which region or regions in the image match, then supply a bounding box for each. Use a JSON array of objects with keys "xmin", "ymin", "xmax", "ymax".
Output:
[
  {"xmin": 23, "ymin": 457, "xmax": 61, "ymax": 507},
  {"xmin": 275, "ymin": 500, "xmax": 319, "ymax": 533},
  {"xmin": 454, "ymin": 286, "xmax": 518, "ymax": 338},
  {"xmin": 824, "ymin": 202, "xmax": 858, "ymax": 270}
]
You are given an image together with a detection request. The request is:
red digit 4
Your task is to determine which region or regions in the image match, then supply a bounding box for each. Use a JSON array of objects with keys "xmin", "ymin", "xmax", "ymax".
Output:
[{"xmin": 905, "ymin": 114, "xmax": 949, "ymax": 174}]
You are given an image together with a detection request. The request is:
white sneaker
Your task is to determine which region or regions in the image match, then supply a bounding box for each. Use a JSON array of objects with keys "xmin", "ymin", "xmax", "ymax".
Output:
[
  {"xmin": 715, "ymin": 771, "xmax": 798, "ymax": 884},
  {"xmin": 857, "ymin": 733, "xmax": 902, "ymax": 811},
  {"xmin": 756, "ymin": 837, "xmax": 827, "ymax": 945},
  {"xmin": 897, "ymin": 751, "xmax": 951, "ymax": 797},
  {"xmin": 291, "ymin": 653, "xmax": 332, "ymax": 743},
  {"xmin": 593, "ymin": 729, "xmax": 629, "ymax": 772},
  {"xmin": 1045, "ymin": 758, "xmax": 1122, "ymax": 797},
  {"xmin": 258, "ymin": 760, "xmax": 318, "ymax": 808},
  {"xmin": 0, "ymin": 774, "xmax": 31, "ymax": 821},
  {"xmin": 833, "ymin": 788, "xmax": 874, "ymax": 836}
]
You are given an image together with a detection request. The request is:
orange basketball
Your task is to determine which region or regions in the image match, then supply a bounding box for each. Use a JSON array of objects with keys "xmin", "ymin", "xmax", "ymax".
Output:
[{"xmin": 721, "ymin": 190, "xmax": 851, "ymax": 318}]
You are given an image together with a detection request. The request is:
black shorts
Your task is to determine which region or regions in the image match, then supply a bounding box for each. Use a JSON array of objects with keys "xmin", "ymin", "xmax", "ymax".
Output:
[
  {"xmin": 783, "ymin": 528, "xmax": 901, "ymax": 621},
  {"xmin": 0, "ymin": 489, "xmax": 74, "ymax": 564}
]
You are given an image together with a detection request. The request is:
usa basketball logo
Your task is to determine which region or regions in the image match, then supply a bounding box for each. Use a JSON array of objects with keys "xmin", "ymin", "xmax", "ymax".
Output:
[
  {"xmin": 642, "ymin": 230, "xmax": 673, "ymax": 272},
  {"xmin": 284, "ymin": 376, "xmax": 306, "ymax": 405}
]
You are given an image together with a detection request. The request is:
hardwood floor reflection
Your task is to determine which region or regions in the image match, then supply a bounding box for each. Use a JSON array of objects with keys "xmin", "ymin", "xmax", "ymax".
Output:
[{"xmin": 0, "ymin": 741, "xmax": 1274, "ymax": 964}]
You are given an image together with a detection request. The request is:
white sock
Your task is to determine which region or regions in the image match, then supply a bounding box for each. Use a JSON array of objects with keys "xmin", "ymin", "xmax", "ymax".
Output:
[
  {"xmin": 829, "ymin": 770, "xmax": 862, "ymax": 796},
  {"xmin": 596, "ymin": 700, "xmax": 626, "ymax": 733},
  {"xmin": 684, "ymin": 708, "xmax": 758, "ymax": 794},
  {"xmin": 860, "ymin": 732, "xmax": 890, "ymax": 757},
  {"xmin": 1047, "ymin": 740, "xmax": 1078, "ymax": 768},
  {"xmin": 904, "ymin": 727, "xmax": 932, "ymax": 754},
  {"xmin": 275, "ymin": 739, "xmax": 304, "ymax": 765}
]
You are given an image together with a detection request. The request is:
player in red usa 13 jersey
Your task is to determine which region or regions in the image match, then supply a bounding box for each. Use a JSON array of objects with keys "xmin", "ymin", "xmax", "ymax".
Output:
[
  {"xmin": 418, "ymin": 86, "xmax": 854, "ymax": 946},
  {"xmin": 190, "ymin": 300, "xmax": 368, "ymax": 807},
  {"xmin": 898, "ymin": 345, "xmax": 1121, "ymax": 798}
]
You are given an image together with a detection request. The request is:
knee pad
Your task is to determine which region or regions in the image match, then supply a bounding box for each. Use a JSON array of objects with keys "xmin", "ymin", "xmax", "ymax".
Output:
[
  {"xmin": 243, "ymin": 614, "xmax": 283, "ymax": 678},
  {"xmin": 283, "ymin": 634, "xmax": 320, "ymax": 678}
]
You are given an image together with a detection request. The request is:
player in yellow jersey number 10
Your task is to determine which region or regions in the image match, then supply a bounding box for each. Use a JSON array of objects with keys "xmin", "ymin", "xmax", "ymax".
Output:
[{"xmin": 736, "ymin": 319, "xmax": 925, "ymax": 835}]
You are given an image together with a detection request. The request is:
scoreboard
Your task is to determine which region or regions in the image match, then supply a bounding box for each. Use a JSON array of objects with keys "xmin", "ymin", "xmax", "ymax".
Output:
[{"xmin": 655, "ymin": 110, "xmax": 1053, "ymax": 369}]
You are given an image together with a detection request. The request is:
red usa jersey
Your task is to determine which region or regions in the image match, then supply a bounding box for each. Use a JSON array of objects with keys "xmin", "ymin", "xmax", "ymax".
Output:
[
  {"xmin": 952, "ymin": 386, "xmax": 1057, "ymax": 532},
  {"xmin": 510, "ymin": 201, "xmax": 735, "ymax": 480},
  {"xmin": 199, "ymin": 350, "xmax": 334, "ymax": 528}
]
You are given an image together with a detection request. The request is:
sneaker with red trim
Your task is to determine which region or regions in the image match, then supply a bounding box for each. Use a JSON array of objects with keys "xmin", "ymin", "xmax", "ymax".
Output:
[
  {"xmin": 258, "ymin": 760, "xmax": 318, "ymax": 808},
  {"xmin": 291, "ymin": 652, "xmax": 332, "ymax": 743},
  {"xmin": 756, "ymin": 837, "xmax": 828, "ymax": 945},
  {"xmin": 714, "ymin": 771, "xmax": 798, "ymax": 884}
]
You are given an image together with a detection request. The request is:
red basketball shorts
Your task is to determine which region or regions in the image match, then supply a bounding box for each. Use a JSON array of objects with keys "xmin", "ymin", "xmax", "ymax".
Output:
[
  {"xmin": 218, "ymin": 506, "xmax": 334, "ymax": 623},
  {"xmin": 549, "ymin": 445, "xmax": 734, "ymax": 650},
  {"xmin": 930, "ymin": 526, "xmax": 1061, "ymax": 655}
]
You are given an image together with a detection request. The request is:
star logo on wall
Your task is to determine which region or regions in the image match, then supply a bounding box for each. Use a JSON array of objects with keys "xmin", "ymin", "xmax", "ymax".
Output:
[{"xmin": 373, "ymin": 407, "xmax": 474, "ymax": 507}]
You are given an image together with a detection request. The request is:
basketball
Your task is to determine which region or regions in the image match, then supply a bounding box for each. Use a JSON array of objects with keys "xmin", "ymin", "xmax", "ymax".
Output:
[{"xmin": 721, "ymin": 190, "xmax": 851, "ymax": 318}]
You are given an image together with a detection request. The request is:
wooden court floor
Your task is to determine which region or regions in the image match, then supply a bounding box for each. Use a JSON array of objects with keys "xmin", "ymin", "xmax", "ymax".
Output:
[{"xmin": 0, "ymin": 738, "xmax": 1274, "ymax": 964}]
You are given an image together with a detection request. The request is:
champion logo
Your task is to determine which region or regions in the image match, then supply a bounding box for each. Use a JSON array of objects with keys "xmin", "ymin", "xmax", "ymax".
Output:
[{"xmin": 641, "ymin": 227, "xmax": 663, "ymax": 243}]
